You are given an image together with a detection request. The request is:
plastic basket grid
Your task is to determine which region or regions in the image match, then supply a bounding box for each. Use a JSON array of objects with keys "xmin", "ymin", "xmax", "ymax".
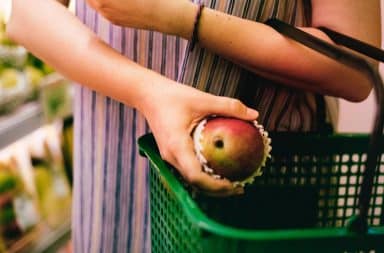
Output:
[
  {"xmin": 150, "ymin": 167, "xmax": 202, "ymax": 253},
  {"xmin": 140, "ymin": 133, "xmax": 384, "ymax": 253},
  {"xmin": 255, "ymin": 151, "xmax": 384, "ymax": 228}
]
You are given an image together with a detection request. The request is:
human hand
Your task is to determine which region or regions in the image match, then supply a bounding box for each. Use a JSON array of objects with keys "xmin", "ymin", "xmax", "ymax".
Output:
[
  {"xmin": 87, "ymin": 0, "xmax": 197, "ymax": 38},
  {"xmin": 139, "ymin": 81, "xmax": 259, "ymax": 196}
]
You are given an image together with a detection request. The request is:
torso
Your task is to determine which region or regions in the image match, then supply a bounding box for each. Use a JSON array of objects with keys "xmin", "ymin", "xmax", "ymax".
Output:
[{"xmin": 72, "ymin": 1, "xmax": 335, "ymax": 253}]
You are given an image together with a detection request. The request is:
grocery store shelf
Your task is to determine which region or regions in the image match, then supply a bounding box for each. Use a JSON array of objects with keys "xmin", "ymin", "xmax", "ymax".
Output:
[
  {"xmin": 0, "ymin": 102, "xmax": 44, "ymax": 150},
  {"xmin": 26, "ymin": 219, "xmax": 71, "ymax": 253},
  {"xmin": 8, "ymin": 218, "xmax": 71, "ymax": 253}
]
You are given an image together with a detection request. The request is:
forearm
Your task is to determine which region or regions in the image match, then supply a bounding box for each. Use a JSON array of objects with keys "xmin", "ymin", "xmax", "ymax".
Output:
[
  {"xmin": 198, "ymin": 11, "xmax": 370, "ymax": 101},
  {"xmin": 176, "ymin": 3, "xmax": 378, "ymax": 102},
  {"xmin": 7, "ymin": 0, "xmax": 169, "ymax": 112}
]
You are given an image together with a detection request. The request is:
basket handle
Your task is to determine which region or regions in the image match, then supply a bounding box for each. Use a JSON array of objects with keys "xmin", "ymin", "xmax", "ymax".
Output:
[{"xmin": 265, "ymin": 18, "xmax": 384, "ymax": 233}]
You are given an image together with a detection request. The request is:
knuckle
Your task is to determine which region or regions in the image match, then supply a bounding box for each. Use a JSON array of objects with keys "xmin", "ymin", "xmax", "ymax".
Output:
[
  {"xmin": 158, "ymin": 136, "xmax": 181, "ymax": 162},
  {"xmin": 87, "ymin": 0, "xmax": 100, "ymax": 9},
  {"xmin": 184, "ymin": 171, "xmax": 199, "ymax": 185},
  {"xmin": 103, "ymin": 13, "xmax": 119, "ymax": 25},
  {"xmin": 166, "ymin": 137, "xmax": 180, "ymax": 153},
  {"xmin": 228, "ymin": 99, "xmax": 245, "ymax": 113},
  {"xmin": 159, "ymin": 148, "xmax": 171, "ymax": 161},
  {"xmin": 159, "ymin": 137, "xmax": 179, "ymax": 160},
  {"xmin": 87, "ymin": 0, "xmax": 109, "ymax": 14},
  {"xmin": 96, "ymin": 0, "xmax": 107, "ymax": 8},
  {"xmin": 109, "ymin": 19, "xmax": 122, "ymax": 26}
]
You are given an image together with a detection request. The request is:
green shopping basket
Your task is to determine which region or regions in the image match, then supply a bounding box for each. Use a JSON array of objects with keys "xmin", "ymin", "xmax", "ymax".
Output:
[{"xmin": 138, "ymin": 19, "xmax": 384, "ymax": 253}]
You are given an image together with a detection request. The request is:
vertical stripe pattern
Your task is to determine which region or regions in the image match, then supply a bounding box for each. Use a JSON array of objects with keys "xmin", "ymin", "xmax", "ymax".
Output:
[
  {"xmin": 73, "ymin": 1, "xmax": 338, "ymax": 253},
  {"xmin": 179, "ymin": 0, "xmax": 330, "ymax": 131}
]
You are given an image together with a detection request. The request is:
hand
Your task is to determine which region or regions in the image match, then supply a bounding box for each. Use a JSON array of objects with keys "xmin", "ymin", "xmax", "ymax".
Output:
[
  {"xmin": 87, "ymin": 0, "xmax": 197, "ymax": 38},
  {"xmin": 139, "ymin": 81, "xmax": 259, "ymax": 196}
]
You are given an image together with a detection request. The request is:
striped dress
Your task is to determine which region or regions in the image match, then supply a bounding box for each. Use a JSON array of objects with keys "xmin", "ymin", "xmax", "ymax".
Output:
[{"xmin": 73, "ymin": 0, "xmax": 337, "ymax": 252}]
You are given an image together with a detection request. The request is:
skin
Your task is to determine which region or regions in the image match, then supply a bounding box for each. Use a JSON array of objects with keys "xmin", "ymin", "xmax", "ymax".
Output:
[
  {"xmin": 6, "ymin": 0, "xmax": 381, "ymax": 195},
  {"xmin": 7, "ymin": 0, "xmax": 258, "ymax": 196},
  {"xmin": 87, "ymin": 0, "xmax": 381, "ymax": 102}
]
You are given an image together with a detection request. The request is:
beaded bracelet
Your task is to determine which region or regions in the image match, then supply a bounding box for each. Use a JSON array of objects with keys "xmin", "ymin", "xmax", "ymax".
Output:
[{"xmin": 190, "ymin": 4, "xmax": 205, "ymax": 52}]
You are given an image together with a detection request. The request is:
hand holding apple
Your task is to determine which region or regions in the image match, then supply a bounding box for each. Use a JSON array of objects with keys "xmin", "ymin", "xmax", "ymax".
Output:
[{"xmin": 139, "ymin": 78, "xmax": 259, "ymax": 196}]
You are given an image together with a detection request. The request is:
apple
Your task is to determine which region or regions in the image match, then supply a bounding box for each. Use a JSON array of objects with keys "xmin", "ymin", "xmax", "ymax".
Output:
[{"xmin": 193, "ymin": 116, "xmax": 271, "ymax": 185}]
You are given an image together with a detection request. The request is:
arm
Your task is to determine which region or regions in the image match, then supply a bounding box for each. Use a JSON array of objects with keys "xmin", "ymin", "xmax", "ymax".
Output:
[
  {"xmin": 89, "ymin": 0, "xmax": 381, "ymax": 102},
  {"xmin": 193, "ymin": 1, "xmax": 380, "ymax": 102},
  {"xmin": 7, "ymin": 0, "xmax": 259, "ymax": 195}
]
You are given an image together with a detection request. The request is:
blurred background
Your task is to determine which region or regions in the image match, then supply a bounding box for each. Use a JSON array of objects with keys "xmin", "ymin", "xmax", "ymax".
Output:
[
  {"xmin": 0, "ymin": 1, "xmax": 73, "ymax": 252},
  {"xmin": 0, "ymin": 1, "xmax": 382, "ymax": 253}
]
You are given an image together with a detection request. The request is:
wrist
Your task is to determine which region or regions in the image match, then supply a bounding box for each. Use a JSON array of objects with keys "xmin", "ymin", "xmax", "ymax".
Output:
[
  {"xmin": 158, "ymin": 1, "xmax": 198, "ymax": 39},
  {"xmin": 133, "ymin": 71, "xmax": 178, "ymax": 116}
]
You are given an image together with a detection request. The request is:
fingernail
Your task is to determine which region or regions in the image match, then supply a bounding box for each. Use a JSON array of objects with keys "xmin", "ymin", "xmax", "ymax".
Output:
[{"xmin": 247, "ymin": 108, "xmax": 259, "ymax": 118}]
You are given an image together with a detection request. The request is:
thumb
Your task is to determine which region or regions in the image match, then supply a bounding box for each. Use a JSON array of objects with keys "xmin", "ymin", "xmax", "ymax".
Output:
[{"xmin": 208, "ymin": 96, "xmax": 259, "ymax": 121}]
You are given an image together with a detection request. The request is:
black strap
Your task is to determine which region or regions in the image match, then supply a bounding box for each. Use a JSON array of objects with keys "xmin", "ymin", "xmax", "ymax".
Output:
[
  {"xmin": 265, "ymin": 18, "xmax": 384, "ymax": 233},
  {"xmin": 318, "ymin": 27, "xmax": 384, "ymax": 62},
  {"xmin": 315, "ymin": 94, "xmax": 333, "ymax": 134}
]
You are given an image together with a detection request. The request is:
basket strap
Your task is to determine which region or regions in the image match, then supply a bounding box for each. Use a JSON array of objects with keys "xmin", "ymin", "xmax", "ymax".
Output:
[
  {"xmin": 265, "ymin": 18, "xmax": 384, "ymax": 233},
  {"xmin": 315, "ymin": 94, "xmax": 333, "ymax": 134},
  {"xmin": 318, "ymin": 27, "xmax": 384, "ymax": 62}
]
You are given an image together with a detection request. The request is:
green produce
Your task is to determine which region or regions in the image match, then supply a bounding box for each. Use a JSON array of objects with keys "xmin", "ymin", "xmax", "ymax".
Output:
[
  {"xmin": 24, "ymin": 65, "xmax": 44, "ymax": 88},
  {"xmin": 33, "ymin": 161, "xmax": 51, "ymax": 200},
  {"xmin": 42, "ymin": 63, "xmax": 55, "ymax": 75},
  {"xmin": 0, "ymin": 171, "xmax": 18, "ymax": 194},
  {"xmin": 0, "ymin": 163, "xmax": 37, "ymax": 241},
  {"xmin": 0, "ymin": 29, "xmax": 5, "ymax": 46},
  {"xmin": 0, "ymin": 236, "xmax": 6, "ymax": 253},
  {"xmin": 0, "ymin": 69, "xmax": 19, "ymax": 89},
  {"xmin": 32, "ymin": 142, "xmax": 72, "ymax": 228},
  {"xmin": 0, "ymin": 37, "xmax": 16, "ymax": 47},
  {"xmin": 0, "ymin": 206, "xmax": 16, "ymax": 226},
  {"xmin": 0, "ymin": 17, "xmax": 15, "ymax": 47},
  {"xmin": 61, "ymin": 117, "xmax": 73, "ymax": 185}
]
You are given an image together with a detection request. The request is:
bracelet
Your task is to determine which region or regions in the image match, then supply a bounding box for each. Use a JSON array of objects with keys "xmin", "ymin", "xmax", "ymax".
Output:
[{"xmin": 190, "ymin": 4, "xmax": 205, "ymax": 52}]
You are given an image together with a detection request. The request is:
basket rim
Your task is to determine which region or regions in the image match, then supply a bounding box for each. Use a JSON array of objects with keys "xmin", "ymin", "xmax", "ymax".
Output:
[{"xmin": 138, "ymin": 133, "xmax": 384, "ymax": 242}]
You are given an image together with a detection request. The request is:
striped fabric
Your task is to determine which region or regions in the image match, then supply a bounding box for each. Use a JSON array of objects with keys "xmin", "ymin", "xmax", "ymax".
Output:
[{"xmin": 73, "ymin": 0, "xmax": 337, "ymax": 252}]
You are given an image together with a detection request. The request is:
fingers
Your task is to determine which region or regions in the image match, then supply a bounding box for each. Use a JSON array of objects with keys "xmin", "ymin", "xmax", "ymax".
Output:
[
  {"xmin": 164, "ymin": 135, "xmax": 243, "ymax": 196},
  {"xmin": 86, "ymin": 0, "xmax": 98, "ymax": 9},
  {"xmin": 197, "ymin": 185, "xmax": 244, "ymax": 198},
  {"xmin": 204, "ymin": 96, "xmax": 259, "ymax": 121}
]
